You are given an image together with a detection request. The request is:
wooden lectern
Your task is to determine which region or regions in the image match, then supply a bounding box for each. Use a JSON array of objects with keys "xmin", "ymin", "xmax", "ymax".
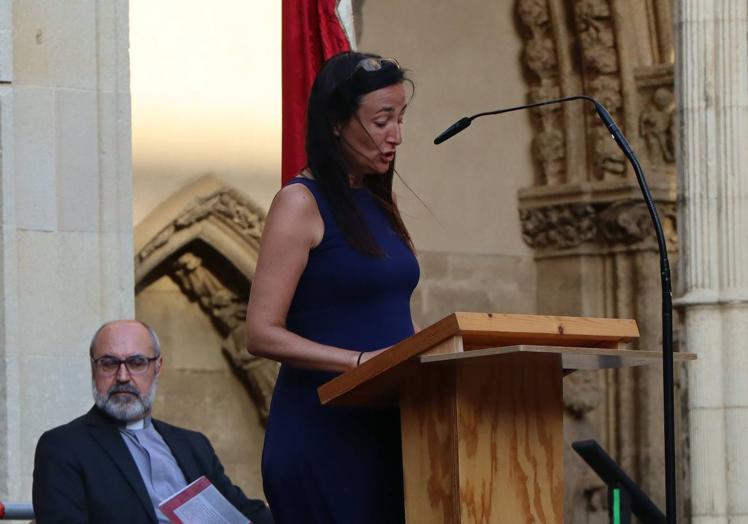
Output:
[{"xmin": 318, "ymin": 312, "xmax": 695, "ymax": 523}]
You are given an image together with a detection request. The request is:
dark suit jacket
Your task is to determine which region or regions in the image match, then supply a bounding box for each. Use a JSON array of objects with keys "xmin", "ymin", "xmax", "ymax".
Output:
[{"xmin": 32, "ymin": 406, "xmax": 273, "ymax": 524}]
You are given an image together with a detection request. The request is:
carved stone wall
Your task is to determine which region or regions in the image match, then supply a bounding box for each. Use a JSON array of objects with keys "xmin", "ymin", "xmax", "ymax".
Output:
[
  {"xmin": 134, "ymin": 176, "xmax": 275, "ymax": 495},
  {"xmin": 135, "ymin": 179, "xmax": 277, "ymax": 424},
  {"xmin": 0, "ymin": 0, "xmax": 134, "ymax": 500},
  {"xmin": 517, "ymin": 0, "xmax": 565, "ymax": 185},
  {"xmin": 516, "ymin": 0, "xmax": 684, "ymax": 521}
]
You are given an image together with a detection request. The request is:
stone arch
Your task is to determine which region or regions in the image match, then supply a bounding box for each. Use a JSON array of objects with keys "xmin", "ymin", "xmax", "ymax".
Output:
[
  {"xmin": 134, "ymin": 175, "xmax": 278, "ymax": 424},
  {"xmin": 135, "ymin": 175, "xmax": 264, "ymax": 284}
]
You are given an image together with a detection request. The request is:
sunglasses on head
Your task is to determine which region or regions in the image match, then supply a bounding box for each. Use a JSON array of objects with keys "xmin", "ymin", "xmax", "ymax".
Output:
[
  {"xmin": 352, "ymin": 57, "xmax": 401, "ymax": 74},
  {"xmin": 343, "ymin": 57, "xmax": 403, "ymax": 96}
]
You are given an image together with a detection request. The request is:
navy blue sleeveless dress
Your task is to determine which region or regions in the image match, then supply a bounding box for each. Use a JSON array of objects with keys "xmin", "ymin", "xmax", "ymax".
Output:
[{"xmin": 261, "ymin": 177, "xmax": 419, "ymax": 524}]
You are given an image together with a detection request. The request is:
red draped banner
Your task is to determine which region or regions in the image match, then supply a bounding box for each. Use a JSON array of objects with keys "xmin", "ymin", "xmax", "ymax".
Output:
[{"xmin": 282, "ymin": 0, "xmax": 351, "ymax": 184}]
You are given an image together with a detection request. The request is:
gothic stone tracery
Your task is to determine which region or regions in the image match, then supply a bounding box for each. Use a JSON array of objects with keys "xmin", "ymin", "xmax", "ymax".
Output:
[
  {"xmin": 137, "ymin": 188, "xmax": 266, "ymax": 266},
  {"xmin": 518, "ymin": 0, "xmax": 566, "ymax": 185},
  {"xmin": 170, "ymin": 252, "xmax": 277, "ymax": 423},
  {"xmin": 515, "ymin": 0, "xmax": 679, "ymax": 520},
  {"xmin": 135, "ymin": 186, "xmax": 276, "ymax": 425},
  {"xmin": 521, "ymin": 200, "xmax": 676, "ymax": 250}
]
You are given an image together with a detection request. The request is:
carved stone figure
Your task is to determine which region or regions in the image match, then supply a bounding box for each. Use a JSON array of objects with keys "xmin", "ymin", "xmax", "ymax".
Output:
[
  {"xmin": 171, "ymin": 252, "xmax": 278, "ymax": 423},
  {"xmin": 213, "ymin": 192, "xmax": 265, "ymax": 239},
  {"xmin": 564, "ymin": 372, "xmax": 609, "ymax": 524},
  {"xmin": 517, "ymin": 0, "xmax": 549, "ymax": 29},
  {"xmin": 564, "ymin": 372, "xmax": 602, "ymax": 416},
  {"xmin": 529, "ymin": 83, "xmax": 560, "ymax": 104},
  {"xmin": 172, "ymin": 253, "xmax": 230, "ymax": 310},
  {"xmin": 598, "ymin": 202, "xmax": 653, "ymax": 244},
  {"xmin": 573, "ymin": 0, "xmax": 626, "ymax": 180},
  {"xmin": 533, "ymin": 127, "xmax": 565, "ymax": 184},
  {"xmin": 527, "ymin": 84, "xmax": 566, "ymax": 185},
  {"xmin": 639, "ymin": 87, "xmax": 675, "ymax": 164},
  {"xmin": 588, "ymin": 76, "xmax": 626, "ymax": 179},
  {"xmin": 593, "ymin": 126, "xmax": 626, "ymax": 178},
  {"xmin": 575, "ymin": 0, "xmax": 618, "ymax": 74},
  {"xmin": 598, "ymin": 200, "xmax": 677, "ymax": 246},
  {"xmin": 589, "ymin": 75, "xmax": 621, "ymax": 112},
  {"xmin": 517, "ymin": 0, "xmax": 567, "ymax": 186},
  {"xmin": 221, "ymin": 318, "xmax": 279, "ymax": 425},
  {"xmin": 526, "ymin": 36, "xmax": 558, "ymax": 76}
]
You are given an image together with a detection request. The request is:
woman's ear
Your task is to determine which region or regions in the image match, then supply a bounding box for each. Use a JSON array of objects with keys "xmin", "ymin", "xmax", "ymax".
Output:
[{"xmin": 332, "ymin": 125, "xmax": 341, "ymax": 138}]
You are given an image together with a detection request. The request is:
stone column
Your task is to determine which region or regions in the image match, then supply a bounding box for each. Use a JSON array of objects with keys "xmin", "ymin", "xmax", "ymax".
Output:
[
  {"xmin": 675, "ymin": 1, "xmax": 748, "ymax": 522},
  {"xmin": 0, "ymin": 1, "xmax": 133, "ymax": 501}
]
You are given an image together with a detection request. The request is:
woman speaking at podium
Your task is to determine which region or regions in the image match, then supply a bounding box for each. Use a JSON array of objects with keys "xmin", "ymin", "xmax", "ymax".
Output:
[{"xmin": 246, "ymin": 52, "xmax": 418, "ymax": 524}]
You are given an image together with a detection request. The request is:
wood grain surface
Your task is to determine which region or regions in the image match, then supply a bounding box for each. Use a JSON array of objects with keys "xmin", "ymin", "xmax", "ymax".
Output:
[
  {"xmin": 319, "ymin": 312, "xmax": 639, "ymax": 406},
  {"xmin": 399, "ymin": 353, "xmax": 564, "ymax": 523},
  {"xmin": 456, "ymin": 354, "xmax": 563, "ymax": 523},
  {"xmin": 401, "ymin": 365, "xmax": 460, "ymax": 523}
]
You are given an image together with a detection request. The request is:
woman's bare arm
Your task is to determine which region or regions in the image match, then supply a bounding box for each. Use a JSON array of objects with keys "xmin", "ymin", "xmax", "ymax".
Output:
[{"xmin": 245, "ymin": 183, "xmax": 361, "ymax": 372}]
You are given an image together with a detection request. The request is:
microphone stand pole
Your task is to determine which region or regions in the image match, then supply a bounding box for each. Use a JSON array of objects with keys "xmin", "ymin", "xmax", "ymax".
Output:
[{"xmin": 435, "ymin": 95, "xmax": 676, "ymax": 524}]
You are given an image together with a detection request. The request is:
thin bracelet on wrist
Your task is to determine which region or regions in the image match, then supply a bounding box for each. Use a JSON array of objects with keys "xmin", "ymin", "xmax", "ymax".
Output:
[{"xmin": 356, "ymin": 351, "xmax": 364, "ymax": 367}]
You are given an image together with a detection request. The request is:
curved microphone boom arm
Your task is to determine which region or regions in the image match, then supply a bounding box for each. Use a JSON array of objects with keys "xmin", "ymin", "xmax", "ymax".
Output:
[{"xmin": 434, "ymin": 94, "xmax": 676, "ymax": 524}]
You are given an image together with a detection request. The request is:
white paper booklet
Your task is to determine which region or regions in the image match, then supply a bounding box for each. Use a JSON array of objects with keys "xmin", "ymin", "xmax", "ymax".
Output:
[{"xmin": 159, "ymin": 475, "xmax": 251, "ymax": 524}]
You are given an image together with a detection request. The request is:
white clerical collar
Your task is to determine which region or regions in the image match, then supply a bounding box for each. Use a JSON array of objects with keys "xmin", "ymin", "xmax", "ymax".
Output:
[{"xmin": 124, "ymin": 416, "xmax": 152, "ymax": 431}]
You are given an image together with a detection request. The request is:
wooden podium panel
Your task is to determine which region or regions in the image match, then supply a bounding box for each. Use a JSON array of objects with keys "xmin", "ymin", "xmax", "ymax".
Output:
[
  {"xmin": 316, "ymin": 313, "xmax": 693, "ymax": 524},
  {"xmin": 400, "ymin": 353, "xmax": 564, "ymax": 523}
]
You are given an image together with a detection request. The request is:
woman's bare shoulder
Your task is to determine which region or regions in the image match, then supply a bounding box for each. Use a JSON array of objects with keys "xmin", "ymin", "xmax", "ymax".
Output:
[
  {"xmin": 271, "ymin": 181, "xmax": 318, "ymax": 217},
  {"xmin": 264, "ymin": 181, "xmax": 324, "ymax": 246}
]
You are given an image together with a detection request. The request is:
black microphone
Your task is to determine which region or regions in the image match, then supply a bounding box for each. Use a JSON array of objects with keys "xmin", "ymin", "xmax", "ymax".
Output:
[
  {"xmin": 434, "ymin": 95, "xmax": 619, "ymax": 145},
  {"xmin": 433, "ymin": 117, "xmax": 472, "ymax": 144},
  {"xmin": 434, "ymin": 95, "xmax": 677, "ymax": 524}
]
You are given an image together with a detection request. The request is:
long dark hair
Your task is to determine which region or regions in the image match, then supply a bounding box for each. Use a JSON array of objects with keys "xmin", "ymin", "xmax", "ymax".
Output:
[{"xmin": 304, "ymin": 51, "xmax": 414, "ymax": 257}]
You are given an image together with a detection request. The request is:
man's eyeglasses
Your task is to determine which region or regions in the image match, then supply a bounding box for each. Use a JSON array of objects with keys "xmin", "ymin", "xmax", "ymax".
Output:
[{"xmin": 91, "ymin": 355, "xmax": 159, "ymax": 376}]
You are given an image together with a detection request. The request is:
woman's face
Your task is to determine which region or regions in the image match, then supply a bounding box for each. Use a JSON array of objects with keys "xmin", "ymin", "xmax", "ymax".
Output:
[{"xmin": 337, "ymin": 82, "xmax": 407, "ymax": 182}]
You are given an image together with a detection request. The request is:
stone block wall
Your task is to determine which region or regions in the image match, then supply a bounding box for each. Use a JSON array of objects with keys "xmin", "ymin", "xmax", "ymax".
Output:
[
  {"xmin": 413, "ymin": 251, "xmax": 536, "ymax": 326},
  {"xmin": 0, "ymin": 0, "xmax": 133, "ymax": 500},
  {"xmin": 356, "ymin": 0, "xmax": 539, "ymax": 327}
]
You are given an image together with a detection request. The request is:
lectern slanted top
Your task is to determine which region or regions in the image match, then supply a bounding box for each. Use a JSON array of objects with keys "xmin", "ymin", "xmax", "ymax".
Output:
[
  {"xmin": 317, "ymin": 313, "xmax": 689, "ymax": 524},
  {"xmin": 319, "ymin": 312, "xmax": 640, "ymax": 406}
]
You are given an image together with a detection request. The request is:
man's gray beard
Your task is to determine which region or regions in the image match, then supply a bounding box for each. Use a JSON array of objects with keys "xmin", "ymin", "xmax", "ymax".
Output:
[{"xmin": 92, "ymin": 379, "xmax": 158, "ymax": 423}]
